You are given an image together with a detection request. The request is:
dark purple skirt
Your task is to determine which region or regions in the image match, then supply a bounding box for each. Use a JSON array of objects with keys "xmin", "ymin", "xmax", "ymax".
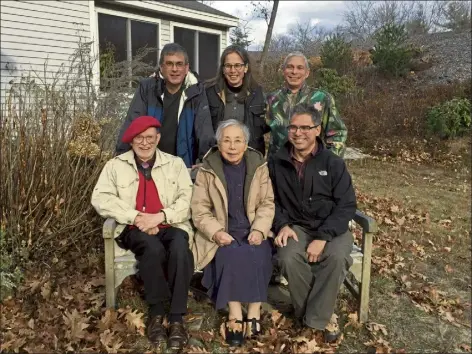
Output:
[{"xmin": 202, "ymin": 238, "xmax": 273, "ymax": 310}]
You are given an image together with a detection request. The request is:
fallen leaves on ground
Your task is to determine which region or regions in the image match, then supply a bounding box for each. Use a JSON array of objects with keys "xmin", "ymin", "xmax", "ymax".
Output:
[{"xmin": 355, "ymin": 188, "xmax": 470, "ymax": 331}]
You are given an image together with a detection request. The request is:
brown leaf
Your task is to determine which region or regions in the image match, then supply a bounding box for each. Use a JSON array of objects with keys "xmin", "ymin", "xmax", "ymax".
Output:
[
  {"xmin": 384, "ymin": 217, "xmax": 394, "ymax": 225},
  {"xmin": 100, "ymin": 329, "xmax": 123, "ymax": 353},
  {"xmin": 395, "ymin": 216, "xmax": 406, "ymax": 226},
  {"xmin": 41, "ymin": 282, "xmax": 51, "ymax": 300},
  {"xmin": 443, "ymin": 311, "xmax": 455, "ymax": 323},
  {"xmin": 219, "ymin": 321, "xmax": 226, "ymax": 340},
  {"xmin": 89, "ymin": 277, "xmax": 105, "ymax": 287},
  {"xmin": 63, "ymin": 309, "xmax": 89, "ymax": 341},
  {"xmin": 445, "ymin": 264, "xmax": 453, "ymax": 273},
  {"xmin": 443, "ymin": 247, "xmax": 452, "ymax": 252},
  {"xmin": 125, "ymin": 309, "xmax": 145, "ymax": 336},
  {"xmin": 345, "ymin": 312, "xmax": 362, "ymax": 329},
  {"xmin": 27, "ymin": 318, "xmax": 34, "ymax": 330},
  {"xmin": 390, "ymin": 205, "xmax": 400, "ymax": 213},
  {"xmin": 459, "ymin": 344, "xmax": 471, "ymax": 352},
  {"xmin": 366, "ymin": 322, "xmax": 388, "ymax": 336},
  {"xmin": 270, "ymin": 309, "xmax": 283, "ymax": 326}
]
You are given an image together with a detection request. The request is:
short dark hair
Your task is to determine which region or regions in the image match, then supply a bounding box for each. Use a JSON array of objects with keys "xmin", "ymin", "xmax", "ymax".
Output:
[
  {"xmin": 159, "ymin": 43, "xmax": 189, "ymax": 65},
  {"xmin": 291, "ymin": 103, "xmax": 322, "ymax": 126}
]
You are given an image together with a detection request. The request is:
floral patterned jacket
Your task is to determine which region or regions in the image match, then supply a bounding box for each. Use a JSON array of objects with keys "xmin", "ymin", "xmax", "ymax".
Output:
[{"xmin": 266, "ymin": 84, "xmax": 347, "ymax": 158}]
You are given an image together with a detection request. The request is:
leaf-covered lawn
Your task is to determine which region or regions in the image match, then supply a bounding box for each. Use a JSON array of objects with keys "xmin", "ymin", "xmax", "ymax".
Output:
[{"xmin": 1, "ymin": 155, "xmax": 470, "ymax": 353}]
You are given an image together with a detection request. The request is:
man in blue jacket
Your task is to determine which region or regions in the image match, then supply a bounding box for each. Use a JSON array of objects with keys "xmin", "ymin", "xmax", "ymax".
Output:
[
  {"xmin": 269, "ymin": 103, "xmax": 356, "ymax": 343},
  {"xmin": 116, "ymin": 43, "xmax": 214, "ymax": 168}
]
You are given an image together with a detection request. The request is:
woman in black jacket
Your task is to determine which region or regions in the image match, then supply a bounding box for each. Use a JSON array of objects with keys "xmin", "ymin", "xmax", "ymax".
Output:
[{"xmin": 205, "ymin": 45, "xmax": 269, "ymax": 155}]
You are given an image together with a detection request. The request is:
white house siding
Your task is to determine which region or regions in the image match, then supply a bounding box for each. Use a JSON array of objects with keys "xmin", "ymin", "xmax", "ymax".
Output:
[
  {"xmin": 0, "ymin": 0, "xmax": 91, "ymax": 107},
  {"xmin": 160, "ymin": 19, "xmax": 172, "ymax": 47}
]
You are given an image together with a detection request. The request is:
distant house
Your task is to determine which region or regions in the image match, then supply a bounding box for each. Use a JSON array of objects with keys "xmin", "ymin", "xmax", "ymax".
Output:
[{"xmin": 0, "ymin": 0, "xmax": 238, "ymax": 102}]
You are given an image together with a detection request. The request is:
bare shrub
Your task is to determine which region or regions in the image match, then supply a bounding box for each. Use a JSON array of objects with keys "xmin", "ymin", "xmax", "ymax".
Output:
[
  {"xmin": 343, "ymin": 79, "xmax": 471, "ymax": 149},
  {"xmin": 0, "ymin": 39, "xmax": 157, "ymax": 269}
]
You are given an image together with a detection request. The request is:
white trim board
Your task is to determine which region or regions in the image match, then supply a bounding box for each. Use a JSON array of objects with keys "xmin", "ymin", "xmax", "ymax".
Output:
[
  {"xmin": 169, "ymin": 21, "xmax": 222, "ymax": 73},
  {"xmin": 114, "ymin": 0, "xmax": 239, "ymax": 28}
]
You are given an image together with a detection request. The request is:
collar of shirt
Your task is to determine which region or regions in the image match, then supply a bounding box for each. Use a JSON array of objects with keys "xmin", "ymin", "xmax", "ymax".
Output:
[
  {"xmin": 134, "ymin": 152, "xmax": 156, "ymax": 169},
  {"xmin": 290, "ymin": 144, "xmax": 318, "ymax": 163}
]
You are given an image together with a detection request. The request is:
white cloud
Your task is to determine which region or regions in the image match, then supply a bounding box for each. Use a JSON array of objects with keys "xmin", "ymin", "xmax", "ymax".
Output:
[{"xmin": 211, "ymin": 1, "xmax": 346, "ymax": 49}]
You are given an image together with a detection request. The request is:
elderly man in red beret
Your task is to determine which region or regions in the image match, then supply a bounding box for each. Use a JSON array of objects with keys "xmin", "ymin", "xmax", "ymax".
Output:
[{"xmin": 92, "ymin": 116, "xmax": 194, "ymax": 349}]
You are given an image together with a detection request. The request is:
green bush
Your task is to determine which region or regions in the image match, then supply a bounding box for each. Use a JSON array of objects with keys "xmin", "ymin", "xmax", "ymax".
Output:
[
  {"xmin": 0, "ymin": 230, "xmax": 24, "ymax": 300},
  {"xmin": 314, "ymin": 68, "xmax": 358, "ymax": 97},
  {"xmin": 426, "ymin": 98, "xmax": 471, "ymax": 138},
  {"xmin": 372, "ymin": 23, "xmax": 413, "ymax": 77},
  {"xmin": 320, "ymin": 34, "xmax": 353, "ymax": 75}
]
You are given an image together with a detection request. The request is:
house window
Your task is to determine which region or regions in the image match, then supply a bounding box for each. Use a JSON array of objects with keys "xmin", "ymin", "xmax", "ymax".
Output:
[
  {"xmin": 172, "ymin": 25, "xmax": 220, "ymax": 81},
  {"xmin": 98, "ymin": 12, "xmax": 159, "ymax": 88}
]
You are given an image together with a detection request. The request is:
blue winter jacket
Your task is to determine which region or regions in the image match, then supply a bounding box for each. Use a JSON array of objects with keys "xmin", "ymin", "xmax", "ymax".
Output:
[{"xmin": 115, "ymin": 72, "xmax": 215, "ymax": 167}]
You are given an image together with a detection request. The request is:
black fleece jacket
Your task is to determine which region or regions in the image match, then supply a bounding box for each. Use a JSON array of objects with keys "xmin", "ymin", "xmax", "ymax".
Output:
[{"xmin": 268, "ymin": 139, "xmax": 356, "ymax": 241}]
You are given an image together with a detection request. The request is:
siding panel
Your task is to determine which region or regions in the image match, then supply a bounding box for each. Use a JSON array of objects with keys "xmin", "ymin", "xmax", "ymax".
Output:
[
  {"xmin": 221, "ymin": 29, "xmax": 227, "ymax": 51},
  {"xmin": 3, "ymin": 1, "xmax": 90, "ymax": 20},
  {"xmin": 161, "ymin": 19, "xmax": 171, "ymax": 48},
  {"xmin": 1, "ymin": 19, "xmax": 89, "ymax": 38},
  {"xmin": 1, "ymin": 0, "xmax": 90, "ymax": 107}
]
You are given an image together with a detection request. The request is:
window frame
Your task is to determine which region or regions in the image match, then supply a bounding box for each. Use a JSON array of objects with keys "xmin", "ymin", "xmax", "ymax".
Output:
[
  {"xmin": 94, "ymin": 7, "xmax": 162, "ymax": 87},
  {"xmin": 169, "ymin": 21, "xmax": 222, "ymax": 77}
]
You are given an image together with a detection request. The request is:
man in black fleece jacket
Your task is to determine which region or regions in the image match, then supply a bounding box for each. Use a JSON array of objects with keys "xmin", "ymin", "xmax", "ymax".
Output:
[{"xmin": 269, "ymin": 103, "xmax": 356, "ymax": 342}]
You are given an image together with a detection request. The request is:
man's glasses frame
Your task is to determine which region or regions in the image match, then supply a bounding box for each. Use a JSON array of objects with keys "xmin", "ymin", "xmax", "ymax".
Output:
[{"xmin": 287, "ymin": 125, "xmax": 319, "ymax": 134}]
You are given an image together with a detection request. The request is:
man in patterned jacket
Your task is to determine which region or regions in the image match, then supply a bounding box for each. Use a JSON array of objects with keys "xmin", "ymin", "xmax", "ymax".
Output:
[
  {"xmin": 266, "ymin": 51, "xmax": 347, "ymax": 160},
  {"xmin": 266, "ymin": 51, "xmax": 348, "ymax": 290}
]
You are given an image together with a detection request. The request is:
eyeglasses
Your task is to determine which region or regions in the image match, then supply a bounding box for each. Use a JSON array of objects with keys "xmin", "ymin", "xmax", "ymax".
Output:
[
  {"xmin": 220, "ymin": 139, "xmax": 245, "ymax": 147},
  {"xmin": 163, "ymin": 61, "xmax": 186, "ymax": 69},
  {"xmin": 287, "ymin": 125, "xmax": 319, "ymax": 133},
  {"xmin": 133, "ymin": 135, "xmax": 157, "ymax": 144},
  {"xmin": 223, "ymin": 63, "xmax": 246, "ymax": 71}
]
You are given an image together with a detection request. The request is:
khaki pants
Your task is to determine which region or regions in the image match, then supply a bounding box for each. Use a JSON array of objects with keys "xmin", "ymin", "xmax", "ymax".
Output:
[{"xmin": 277, "ymin": 226, "xmax": 353, "ymax": 329}]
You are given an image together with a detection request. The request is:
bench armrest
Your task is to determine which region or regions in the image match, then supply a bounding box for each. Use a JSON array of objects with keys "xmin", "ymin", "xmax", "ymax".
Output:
[
  {"xmin": 354, "ymin": 210, "xmax": 378, "ymax": 233},
  {"xmin": 103, "ymin": 218, "xmax": 117, "ymax": 239}
]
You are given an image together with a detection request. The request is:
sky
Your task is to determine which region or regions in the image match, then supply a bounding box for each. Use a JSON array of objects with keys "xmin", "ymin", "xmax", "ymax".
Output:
[{"xmin": 210, "ymin": 1, "xmax": 347, "ymax": 49}]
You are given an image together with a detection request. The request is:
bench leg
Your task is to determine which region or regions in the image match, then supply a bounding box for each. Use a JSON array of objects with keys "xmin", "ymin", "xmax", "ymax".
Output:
[
  {"xmin": 104, "ymin": 238, "xmax": 116, "ymax": 309},
  {"xmin": 359, "ymin": 231, "xmax": 373, "ymax": 323}
]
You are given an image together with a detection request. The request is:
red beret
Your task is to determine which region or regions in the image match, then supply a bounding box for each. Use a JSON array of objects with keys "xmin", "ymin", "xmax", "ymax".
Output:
[{"xmin": 122, "ymin": 116, "xmax": 161, "ymax": 143}]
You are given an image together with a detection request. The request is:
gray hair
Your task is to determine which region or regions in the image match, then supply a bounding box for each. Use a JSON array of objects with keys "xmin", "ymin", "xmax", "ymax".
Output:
[
  {"xmin": 159, "ymin": 43, "xmax": 189, "ymax": 65},
  {"xmin": 215, "ymin": 119, "xmax": 250, "ymax": 143},
  {"xmin": 282, "ymin": 51, "xmax": 309, "ymax": 70},
  {"xmin": 291, "ymin": 103, "xmax": 322, "ymax": 126}
]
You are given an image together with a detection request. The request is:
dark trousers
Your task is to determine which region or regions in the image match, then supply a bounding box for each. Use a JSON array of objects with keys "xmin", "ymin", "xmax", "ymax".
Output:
[
  {"xmin": 277, "ymin": 225, "xmax": 353, "ymax": 329},
  {"xmin": 119, "ymin": 226, "xmax": 194, "ymax": 314}
]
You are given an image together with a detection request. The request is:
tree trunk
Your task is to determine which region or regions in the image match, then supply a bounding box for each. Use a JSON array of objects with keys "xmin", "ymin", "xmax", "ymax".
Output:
[{"xmin": 259, "ymin": 0, "xmax": 279, "ymax": 73}]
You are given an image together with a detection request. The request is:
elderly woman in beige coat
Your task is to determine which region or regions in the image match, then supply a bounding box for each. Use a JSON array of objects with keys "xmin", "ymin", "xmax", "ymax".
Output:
[{"xmin": 191, "ymin": 119, "xmax": 275, "ymax": 346}]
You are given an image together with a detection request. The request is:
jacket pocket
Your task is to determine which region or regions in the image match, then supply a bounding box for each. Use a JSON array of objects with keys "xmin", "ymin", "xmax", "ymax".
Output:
[
  {"xmin": 304, "ymin": 197, "xmax": 333, "ymax": 220},
  {"xmin": 116, "ymin": 178, "xmax": 136, "ymax": 200},
  {"xmin": 249, "ymin": 105, "xmax": 268, "ymax": 140}
]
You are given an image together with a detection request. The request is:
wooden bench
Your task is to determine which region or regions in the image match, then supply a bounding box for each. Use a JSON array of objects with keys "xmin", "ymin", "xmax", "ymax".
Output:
[{"xmin": 103, "ymin": 210, "xmax": 376, "ymax": 322}]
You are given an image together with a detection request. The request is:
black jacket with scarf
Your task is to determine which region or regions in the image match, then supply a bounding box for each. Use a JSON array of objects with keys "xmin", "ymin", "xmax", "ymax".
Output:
[
  {"xmin": 268, "ymin": 139, "xmax": 356, "ymax": 241},
  {"xmin": 205, "ymin": 83, "xmax": 269, "ymax": 155}
]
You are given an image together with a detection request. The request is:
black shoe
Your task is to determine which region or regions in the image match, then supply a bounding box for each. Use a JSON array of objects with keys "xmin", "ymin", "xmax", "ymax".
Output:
[
  {"xmin": 323, "ymin": 328, "xmax": 341, "ymax": 343},
  {"xmin": 146, "ymin": 315, "xmax": 167, "ymax": 344},
  {"xmin": 244, "ymin": 318, "xmax": 262, "ymax": 339},
  {"xmin": 167, "ymin": 322, "xmax": 188, "ymax": 350},
  {"xmin": 225, "ymin": 319, "xmax": 244, "ymax": 346}
]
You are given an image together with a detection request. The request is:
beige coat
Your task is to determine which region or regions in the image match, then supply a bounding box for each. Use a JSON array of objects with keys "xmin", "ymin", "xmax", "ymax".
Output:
[
  {"xmin": 91, "ymin": 149, "xmax": 194, "ymax": 257},
  {"xmin": 190, "ymin": 147, "xmax": 275, "ymax": 270}
]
